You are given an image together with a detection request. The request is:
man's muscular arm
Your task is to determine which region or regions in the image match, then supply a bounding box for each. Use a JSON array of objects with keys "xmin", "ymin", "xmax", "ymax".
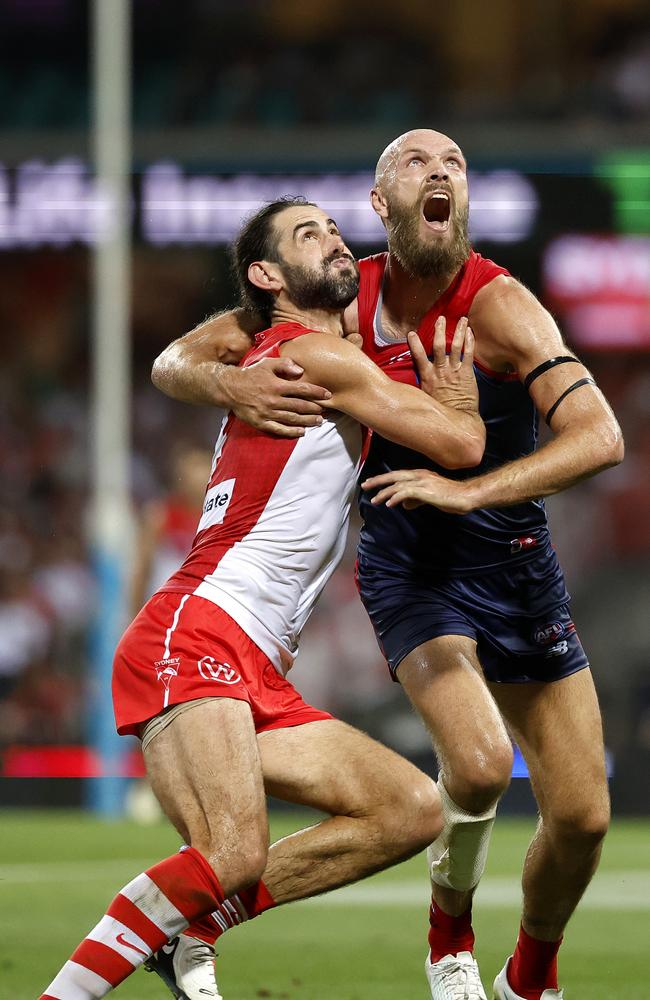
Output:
[
  {"xmin": 362, "ymin": 277, "xmax": 623, "ymax": 512},
  {"xmin": 151, "ymin": 308, "xmax": 332, "ymax": 438},
  {"xmin": 283, "ymin": 330, "xmax": 485, "ymax": 470}
]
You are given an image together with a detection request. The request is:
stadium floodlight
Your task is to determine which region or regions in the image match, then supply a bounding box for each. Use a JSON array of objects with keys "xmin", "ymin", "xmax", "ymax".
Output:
[{"xmin": 88, "ymin": 0, "xmax": 133, "ymax": 815}]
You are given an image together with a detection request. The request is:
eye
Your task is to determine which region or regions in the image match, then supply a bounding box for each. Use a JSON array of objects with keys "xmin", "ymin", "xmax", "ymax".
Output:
[
  {"xmin": 407, "ymin": 156, "xmax": 424, "ymax": 167},
  {"xmin": 302, "ymin": 229, "xmax": 318, "ymax": 241},
  {"xmin": 447, "ymin": 156, "xmax": 462, "ymax": 168}
]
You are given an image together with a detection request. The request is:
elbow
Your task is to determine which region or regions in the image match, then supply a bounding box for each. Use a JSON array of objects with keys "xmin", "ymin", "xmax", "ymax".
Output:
[
  {"xmin": 151, "ymin": 350, "xmax": 174, "ymax": 394},
  {"xmin": 603, "ymin": 424, "xmax": 625, "ymax": 468},
  {"xmin": 150, "ymin": 356, "xmax": 164, "ymax": 390},
  {"xmin": 451, "ymin": 428, "xmax": 486, "ymax": 470},
  {"xmin": 441, "ymin": 437, "xmax": 485, "ymax": 471}
]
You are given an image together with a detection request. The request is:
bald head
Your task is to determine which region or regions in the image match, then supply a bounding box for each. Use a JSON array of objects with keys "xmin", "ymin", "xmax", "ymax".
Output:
[{"xmin": 374, "ymin": 129, "xmax": 461, "ymax": 187}]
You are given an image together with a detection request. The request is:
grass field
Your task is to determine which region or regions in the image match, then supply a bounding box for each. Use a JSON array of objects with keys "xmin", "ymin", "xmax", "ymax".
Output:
[{"xmin": 2, "ymin": 809, "xmax": 648, "ymax": 999}]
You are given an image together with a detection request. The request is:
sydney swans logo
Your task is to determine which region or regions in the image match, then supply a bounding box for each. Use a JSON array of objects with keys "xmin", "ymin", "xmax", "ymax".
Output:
[{"xmin": 155, "ymin": 657, "xmax": 180, "ymax": 707}]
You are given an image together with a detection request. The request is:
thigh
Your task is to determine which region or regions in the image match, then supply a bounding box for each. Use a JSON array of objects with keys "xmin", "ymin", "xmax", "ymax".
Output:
[
  {"xmin": 397, "ymin": 635, "xmax": 512, "ymax": 776},
  {"xmin": 144, "ymin": 697, "xmax": 267, "ymax": 850},
  {"xmin": 258, "ymin": 718, "xmax": 435, "ymax": 816},
  {"xmin": 490, "ymin": 668, "xmax": 609, "ymax": 822}
]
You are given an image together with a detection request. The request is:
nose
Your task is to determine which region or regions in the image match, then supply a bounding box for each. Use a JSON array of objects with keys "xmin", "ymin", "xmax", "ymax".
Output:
[
  {"xmin": 428, "ymin": 158, "xmax": 449, "ymax": 181},
  {"xmin": 328, "ymin": 232, "xmax": 347, "ymax": 255}
]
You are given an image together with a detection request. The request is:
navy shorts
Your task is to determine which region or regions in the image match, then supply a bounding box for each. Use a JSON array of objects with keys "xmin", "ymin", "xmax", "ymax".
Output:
[{"xmin": 356, "ymin": 547, "xmax": 589, "ymax": 684}]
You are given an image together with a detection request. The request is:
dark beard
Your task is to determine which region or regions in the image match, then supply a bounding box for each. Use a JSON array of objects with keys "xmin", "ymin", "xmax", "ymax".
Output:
[
  {"xmin": 387, "ymin": 198, "xmax": 472, "ymax": 280},
  {"xmin": 282, "ymin": 256, "xmax": 360, "ymax": 312}
]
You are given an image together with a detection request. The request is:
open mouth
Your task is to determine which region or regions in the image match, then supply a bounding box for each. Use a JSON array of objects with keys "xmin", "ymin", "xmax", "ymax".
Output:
[{"xmin": 422, "ymin": 192, "xmax": 451, "ymax": 231}]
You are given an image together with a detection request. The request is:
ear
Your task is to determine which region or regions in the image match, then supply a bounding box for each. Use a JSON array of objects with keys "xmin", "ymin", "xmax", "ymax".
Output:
[
  {"xmin": 248, "ymin": 260, "xmax": 283, "ymax": 294},
  {"xmin": 370, "ymin": 185, "xmax": 389, "ymax": 221}
]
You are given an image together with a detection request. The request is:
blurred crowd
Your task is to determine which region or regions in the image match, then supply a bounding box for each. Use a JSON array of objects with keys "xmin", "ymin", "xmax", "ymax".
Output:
[
  {"xmin": 0, "ymin": 246, "xmax": 648, "ymax": 800},
  {"xmin": 0, "ymin": 0, "xmax": 649, "ymax": 807},
  {"xmin": 0, "ymin": 0, "xmax": 649, "ymax": 131}
]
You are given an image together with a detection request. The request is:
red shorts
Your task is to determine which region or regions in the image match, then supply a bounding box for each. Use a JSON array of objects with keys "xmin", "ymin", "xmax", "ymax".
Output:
[{"xmin": 112, "ymin": 592, "xmax": 332, "ymax": 738}]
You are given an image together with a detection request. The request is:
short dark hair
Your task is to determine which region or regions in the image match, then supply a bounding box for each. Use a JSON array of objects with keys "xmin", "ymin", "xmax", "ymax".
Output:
[{"xmin": 232, "ymin": 196, "xmax": 316, "ymax": 326}]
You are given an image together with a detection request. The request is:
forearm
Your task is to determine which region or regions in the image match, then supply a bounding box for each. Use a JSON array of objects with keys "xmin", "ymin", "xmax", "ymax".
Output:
[
  {"xmin": 152, "ymin": 341, "xmax": 237, "ymax": 407},
  {"xmin": 465, "ymin": 421, "xmax": 622, "ymax": 510},
  {"xmin": 408, "ymin": 402, "xmax": 484, "ymax": 469},
  {"xmin": 151, "ymin": 308, "xmax": 257, "ymax": 406}
]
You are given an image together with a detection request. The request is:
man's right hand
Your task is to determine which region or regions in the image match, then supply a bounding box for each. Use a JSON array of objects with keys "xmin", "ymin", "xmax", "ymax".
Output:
[{"xmin": 221, "ymin": 356, "xmax": 332, "ymax": 438}]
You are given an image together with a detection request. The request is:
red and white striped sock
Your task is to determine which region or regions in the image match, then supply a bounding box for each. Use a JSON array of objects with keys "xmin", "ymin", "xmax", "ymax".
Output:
[
  {"xmin": 39, "ymin": 846, "xmax": 225, "ymax": 999},
  {"xmin": 184, "ymin": 879, "xmax": 276, "ymax": 944}
]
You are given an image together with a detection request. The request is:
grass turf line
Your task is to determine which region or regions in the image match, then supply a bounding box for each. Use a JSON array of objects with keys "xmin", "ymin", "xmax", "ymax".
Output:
[{"xmin": 3, "ymin": 810, "xmax": 648, "ymax": 999}]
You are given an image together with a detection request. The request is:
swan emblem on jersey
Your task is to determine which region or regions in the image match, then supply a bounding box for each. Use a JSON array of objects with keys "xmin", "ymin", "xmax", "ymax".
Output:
[{"xmin": 198, "ymin": 655, "xmax": 242, "ymax": 684}]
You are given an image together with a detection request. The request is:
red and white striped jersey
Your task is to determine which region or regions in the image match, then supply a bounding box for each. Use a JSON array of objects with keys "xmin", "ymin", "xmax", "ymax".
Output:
[{"xmin": 162, "ymin": 323, "xmax": 369, "ymax": 674}]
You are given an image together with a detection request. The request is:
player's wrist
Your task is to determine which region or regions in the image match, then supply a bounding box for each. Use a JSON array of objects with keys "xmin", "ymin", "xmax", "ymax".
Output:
[
  {"xmin": 215, "ymin": 362, "xmax": 244, "ymax": 409},
  {"xmin": 461, "ymin": 477, "xmax": 484, "ymax": 512}
]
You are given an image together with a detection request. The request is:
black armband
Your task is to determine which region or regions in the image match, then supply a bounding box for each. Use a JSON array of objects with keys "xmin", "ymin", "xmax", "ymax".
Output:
[
  {"xmin": 545, "ymin": 377, "xmax": 596, "ymax": 426},
  {"xmin": 523, "ymin": 355, "xmax": 580, "ymax": 390}
]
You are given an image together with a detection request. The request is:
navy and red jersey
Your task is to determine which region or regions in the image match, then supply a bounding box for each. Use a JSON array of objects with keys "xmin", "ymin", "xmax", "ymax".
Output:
[{"xmin": 357, "ymin": 251, "xmax": 550, "ymax": 577}]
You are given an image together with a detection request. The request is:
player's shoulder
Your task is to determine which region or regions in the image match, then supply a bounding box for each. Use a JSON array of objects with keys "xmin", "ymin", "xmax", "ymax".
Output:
[
  {"xmin": 470, "ymin": 272, "xmax": 542, "ymax": 317},
  {"xmin": 280, "ymin": 328, "xmax": 371, "ymax": 392},
  {"xmin": 242, "ymin": 321, "xmax": 314, "ymax": 366},
  {"xmin": 460, "ymin": 250, "xmax": 510, "ymax": 295}
]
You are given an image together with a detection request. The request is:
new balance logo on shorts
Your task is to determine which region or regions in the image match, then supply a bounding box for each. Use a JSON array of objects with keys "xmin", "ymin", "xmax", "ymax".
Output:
[
  {"xmin": 545, "ymin": 640, "xmax": 569, "ymax": 657},
  {"xmin": 198, "ymin": 656, "xmax": 242, "ymax": 684}
]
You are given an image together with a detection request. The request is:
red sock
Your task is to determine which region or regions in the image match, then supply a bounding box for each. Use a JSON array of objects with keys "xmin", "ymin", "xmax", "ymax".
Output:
[
  {"xmin": 428, "ymin": 902, "xmax": 475, "ymax": 963},
  {"xmin": 507, "ymin": 924, "xmax": 562, "ymax": 1000},
  {"xmin": 39, "ymin": 847, "xmax": 225, "ymax": 999},
  {"xmin": 185, "ymin": 878, "xmax": 276, "ymax": 944}
]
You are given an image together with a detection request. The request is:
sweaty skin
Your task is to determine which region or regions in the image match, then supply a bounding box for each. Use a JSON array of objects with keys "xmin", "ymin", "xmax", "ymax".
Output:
[{"xmin": 150, "ymin": 131, "xmax": 624, "ymax": 984}]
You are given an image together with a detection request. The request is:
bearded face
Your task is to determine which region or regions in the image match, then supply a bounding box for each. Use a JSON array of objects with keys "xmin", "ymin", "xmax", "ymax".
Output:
[
  {"xmin": 385, "ymin": 190, "xmax": 472, "ymax": 280},
  {"xmin": 281, "ymin": 252, "xmax": 360, "ymax": 312}
]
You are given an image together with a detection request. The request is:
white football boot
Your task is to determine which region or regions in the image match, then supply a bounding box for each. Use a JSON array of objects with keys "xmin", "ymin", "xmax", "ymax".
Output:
[
  {"xmin": 425, "ymin": 951, "xmax": 488, "ymax": 999},
  {"xmin": 145, "ymin": 935, "xmax": 223, "ymax": 1000},
  {"xmin": 492, "ymin": 958, "xmax": 564, "ymax": 999}
]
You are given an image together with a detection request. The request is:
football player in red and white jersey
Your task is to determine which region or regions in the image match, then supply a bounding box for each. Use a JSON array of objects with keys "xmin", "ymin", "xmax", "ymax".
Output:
[
  {"xmin": 39, "ymin": 197, "xmax": 485, "ymax": 1000},
  {"xmin": 151, "ymin": 131, "xmax": 623, "ymax": 1000}
]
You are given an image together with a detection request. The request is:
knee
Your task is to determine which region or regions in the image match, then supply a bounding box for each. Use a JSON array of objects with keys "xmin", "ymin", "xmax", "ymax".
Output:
[
  {"xmin": 395, "ymin": 774, "xmax": 445, "ymax": 853},
  {"xmin": 195, "ymin": 826, "xmax": 268, "ymax": 893},
  {"xmin": 443, "ymin": 741, "xmax": 513, "ymax": 813},
  {"xmin": 546, "ymin": 796, "xmax": 611, "ymax": 852}
]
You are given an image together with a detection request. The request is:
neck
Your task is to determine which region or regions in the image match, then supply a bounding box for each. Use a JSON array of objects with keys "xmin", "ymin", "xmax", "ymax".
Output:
[
  {"xmin": 383, "ymin": 252, "xmax": 461, "ymax": 324},
  {"xmin": 272, "ymin": 303, "xmax": 344, "ymax": 337}
]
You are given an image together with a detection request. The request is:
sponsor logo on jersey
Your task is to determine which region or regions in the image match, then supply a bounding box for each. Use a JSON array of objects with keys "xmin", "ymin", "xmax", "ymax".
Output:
[
  {"xmin": 154, "ymin": 657, "xmax": 180, "ymax": 691},
  {"xmin": 197, "ymin": 478, "xmax": 235, "ymax": 533},
  {"xmin": 198, "ymin": 655, "xmax": 242, "ymax": 684}
]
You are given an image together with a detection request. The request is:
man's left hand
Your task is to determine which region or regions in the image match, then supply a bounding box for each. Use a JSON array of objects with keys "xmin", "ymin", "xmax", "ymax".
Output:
[{"xmin": 361, "ymin": 468, "xmax": 476, "ymax": 514}]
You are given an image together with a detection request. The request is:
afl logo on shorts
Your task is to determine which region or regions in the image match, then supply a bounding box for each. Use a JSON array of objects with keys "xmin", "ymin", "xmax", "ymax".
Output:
[
  {"xmin": 533, "ymin": 622, "xmax": 565, "ymax": 645},
  {"xmin": 198, "ymin": 655, "xmax": 242, "ymax": 684}
]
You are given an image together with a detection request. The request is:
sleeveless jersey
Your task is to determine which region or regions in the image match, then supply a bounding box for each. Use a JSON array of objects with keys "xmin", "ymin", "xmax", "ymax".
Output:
[
  {"xmin": 357, "ymin": 252, "xmax": 550, "ymax": 576},
  {"xmin": 163, "ymin": 323, "xmax": 368, "ymax": 673},
  {"xmin": 147, "ymin": 498, "xmax": 203, "ymax": 596}
]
